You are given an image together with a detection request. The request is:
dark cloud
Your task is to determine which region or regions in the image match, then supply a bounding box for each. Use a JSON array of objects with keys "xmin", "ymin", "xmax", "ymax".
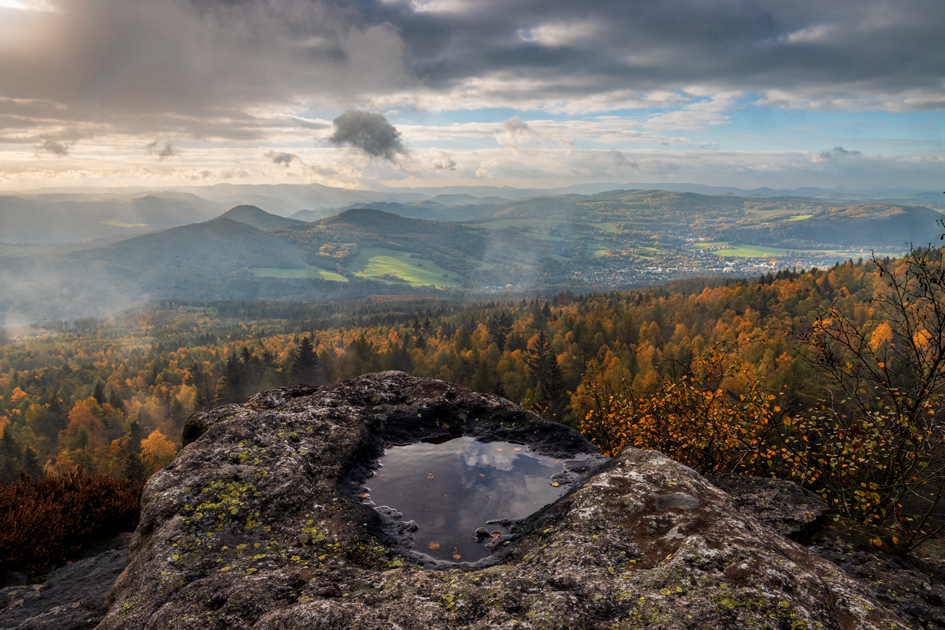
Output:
[
  {"xmin": 146, "ymin": 140, "xmax": 180, "ymax": 160},
  {"xmin": 820, "ymin": 146, "xmax": 863, "ymax": 159},
  {"xmin": 0, "ymin": 0, "xmax": 941, "ymax": 127},
  {"xmin": 327, "ymin": 110, "xmax": 408, "ymax": 161},
  {"xmin": 265, "ymin": 150, "xmax": 299, "ymax": 166},
  {"xmin": 38, "ymin": 139, "xmax": 72, "ymax": 156}
]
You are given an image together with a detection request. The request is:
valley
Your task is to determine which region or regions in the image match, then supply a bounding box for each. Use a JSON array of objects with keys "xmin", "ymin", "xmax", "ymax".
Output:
[{"xmin": 0, "ymin": 186, "xmax": 940, "ymax": 322}]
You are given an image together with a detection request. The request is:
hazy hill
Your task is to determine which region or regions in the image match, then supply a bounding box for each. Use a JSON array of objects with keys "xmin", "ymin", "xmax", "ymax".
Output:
[
  {"xmin": 719, "ymin": 204, "xmax": 943, "ymax": 249},
  {"xmin": 291, "ymin": 201, "xmax": 495, "ymax": 223},
  {"xmin": 0, "ymin": 194, "xmax": 220, "ymax": 244},
  {"xmin": 3, "ymin": 191, "xmax": 943, "ymax": 323},
  {"xmin": 95, "ymin": 217, "xmax": 306, "ymax": 271},
  {"xmin": 273, "ymin": 208, "xmax": 489, "ymax": 268},
  {"xmin": 218, "ymin": 205, "xmax": 308, "ymax": 229}
]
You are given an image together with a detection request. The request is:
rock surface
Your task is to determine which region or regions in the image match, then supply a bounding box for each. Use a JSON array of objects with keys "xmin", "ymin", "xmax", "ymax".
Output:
[
  {"xmin": 708, "ymin": 474, "xmax": 829, "ymax": 538},
  {"xmin": 0, "ymin": 533, "xmax": 131, "ymax": 630},
  {"xmin": 100, "ymin": 372, "xmax": 914, "ymax": 629}
]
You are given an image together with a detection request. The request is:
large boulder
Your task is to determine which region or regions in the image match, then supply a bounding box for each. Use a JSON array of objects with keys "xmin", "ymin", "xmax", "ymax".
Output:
[{"xmin": 99, "ymin": 372, "xmax": 913, "ymax": 629}]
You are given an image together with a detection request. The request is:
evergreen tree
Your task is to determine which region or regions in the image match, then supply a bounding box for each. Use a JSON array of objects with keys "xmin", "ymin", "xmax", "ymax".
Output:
[
  {"xmin": 487, "ymin": 311, "xmax": 513, "ymax": 351},
  {"xmin": 291, "ymin": 337, "xmax": 319, "ymax": 385},
  {"xmin": 123, "ymin": 451, "xmax": 147, "ymax": 481},
  {"xmin": 537, "ymin": 359, "xmax": 568, "ymax": 422},
  {"xmin": 21, "ymin": 446, "xmax": 42, "ymax": 478},
  {"xmin": 526, "ymin": 330, "xmax": 551, "ymax": 384},
  {"xmin": 1, "ymin": 428, "xmax": 20, "ymax": 482},
  {"xmin": 92, "ymin": 381, "xmax": 106, "ymax": 405}
]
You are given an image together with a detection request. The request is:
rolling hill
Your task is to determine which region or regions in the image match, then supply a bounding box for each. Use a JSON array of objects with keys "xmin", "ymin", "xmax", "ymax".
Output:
[
  {"xmin": 218, "ymin": 205, "xmax": 308, "ymax": 230},
  {"xmin": 2, "ymin": 190, "xmax": 943, "ymax": 323}
]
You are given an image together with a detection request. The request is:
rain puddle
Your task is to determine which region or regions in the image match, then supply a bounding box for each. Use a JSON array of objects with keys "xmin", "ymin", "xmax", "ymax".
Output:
[{"xmin": 362, "ymin": 436, "xmax": 571, "ymax": 563}]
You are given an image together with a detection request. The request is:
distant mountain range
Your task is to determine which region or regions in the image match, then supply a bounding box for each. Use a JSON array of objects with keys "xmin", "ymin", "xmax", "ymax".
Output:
[
  {"xmin": 1, "ymin": 188, "xmax": 942, "ymax": 323},
  {"xmin": 2, "ymin": 183, "xmax": 941, "ymax": 246}
]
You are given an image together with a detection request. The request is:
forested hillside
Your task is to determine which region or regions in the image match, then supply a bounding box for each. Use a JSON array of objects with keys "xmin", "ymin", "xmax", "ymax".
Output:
[
  {"xmin": 2, "ymin": 241, "xmax": 944, "ymax": 548},
  {"xmin": 0, "ymin": 256, "xmax": 888, "ymax": 478}
]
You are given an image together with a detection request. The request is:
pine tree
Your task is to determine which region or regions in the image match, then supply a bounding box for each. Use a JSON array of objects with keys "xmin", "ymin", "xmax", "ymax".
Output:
[
  {"xmin": 537, "ymin": 359, "xmax": 568, "ymax": 422},
  {"xmin": 0, "ymin": 428, "xmax": 19, "ymax": 482},
  {"xmin": 526, "ymin": 330, "xmax": 551, "ymax": 384},
  {"xmin": 21, "ymin": 446, "xmax": 42, "ymax": 478},
  {"xmin": 123, "ymin": 451, "xmax": 146, "ymax": 481},
  {"xmin": 291, "ymin": 337, "xmax": 319, "ymax": 385}
]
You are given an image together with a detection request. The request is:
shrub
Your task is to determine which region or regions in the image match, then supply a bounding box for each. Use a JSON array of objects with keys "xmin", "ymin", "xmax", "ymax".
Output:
[
  {"xmin": 0, "ymin": 468, "xmax": 144, "ymax": 576},
  {"xmin": 579, "ymin": 344, "xmax": 781, "ymax": 474}
]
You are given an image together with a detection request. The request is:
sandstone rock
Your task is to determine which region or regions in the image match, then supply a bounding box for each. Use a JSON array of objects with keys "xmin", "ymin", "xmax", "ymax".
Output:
[{"xmin": 99, "ymin": 372, "xmax": 913, "ymax": 629}]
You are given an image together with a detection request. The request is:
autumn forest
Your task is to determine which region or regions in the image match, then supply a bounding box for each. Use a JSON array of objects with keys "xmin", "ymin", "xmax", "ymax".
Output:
[{"xmin": 2, "ymin": 243, "xmax": 945, "ymax": 553}]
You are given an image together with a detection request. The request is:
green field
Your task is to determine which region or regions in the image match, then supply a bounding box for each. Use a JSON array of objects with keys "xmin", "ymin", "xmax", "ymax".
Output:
[
  {"xmin": 252, "ymin": 265, "xmax": 349, "ymax": 282},
  {"xmin": 712, "ymin": 245, "xmax": 790, "ymax": 257},
  {"xmin": 102, "ymin": 220, "xmax": 149, "ymax": 228},
  {"xmin": 471, "ymin": 218, "xmax": 563, "ymax": 230},
  {"xmin": 350, "ymin": 248, "xmax": 461, "ymax": 288}
]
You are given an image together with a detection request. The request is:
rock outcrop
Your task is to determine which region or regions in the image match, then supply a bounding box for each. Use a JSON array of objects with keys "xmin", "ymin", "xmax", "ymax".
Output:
[
  {"xmin": 0, "ymin": 533, "xmax": 131, "ymax": 630},
  {"xmin": 100, "ymin": 372, "xmax": 915, "ymax": 629}
]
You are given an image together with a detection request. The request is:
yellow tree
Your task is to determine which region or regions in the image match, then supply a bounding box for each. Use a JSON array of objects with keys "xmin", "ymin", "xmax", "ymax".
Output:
[{"xmin": 140, "ymin": 430, "xmax": 177, "ymax": 474}]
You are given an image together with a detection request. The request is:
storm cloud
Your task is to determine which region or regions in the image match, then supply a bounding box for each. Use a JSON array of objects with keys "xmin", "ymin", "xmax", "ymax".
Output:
[
  {"xmin": 1, "ymin": 0, "xmax": 942, "ymax": 127},
  {"xmin": 327, "ymin": 110, "xmax": 408, "ymax": 161},
  {"xmin": 0, "ymin": 0, "xmax": 942, "ymax": 190}
]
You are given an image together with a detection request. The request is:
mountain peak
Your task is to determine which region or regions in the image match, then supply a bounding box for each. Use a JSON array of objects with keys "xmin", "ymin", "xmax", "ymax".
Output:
[{"xmin": 218, "ymin": 205, "xmax": 306, "ymax": 229}]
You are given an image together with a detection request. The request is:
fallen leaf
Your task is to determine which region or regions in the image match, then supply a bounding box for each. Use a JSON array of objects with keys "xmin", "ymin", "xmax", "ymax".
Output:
[
  {"xmin": 479, "ymin": 474, "xmax": 485, "ymax": 477},
  {"xmin": 453, "ymin": 554, "xmax": 461, "ymax": 560},
  {"xmin": 490, "ymin": 531, "xmax": 501, "ymax": 538},
  {"xmin": 551, "ymin": 482, "xmax": 560, "ymax": 487},
  {"xmin": 428, "ymin": 542, "xmax": 440, "ymax": 550},
  {"xmin": 496, "ymin": 448, "xmax": 503, "ymax": 451},
  {"xmin": 361, "ymin": 493, "xmax": 370, "ymax": 498},
  {"xmin": 513, "ymin": 447, "xmax": 522, "ymax": 451}
]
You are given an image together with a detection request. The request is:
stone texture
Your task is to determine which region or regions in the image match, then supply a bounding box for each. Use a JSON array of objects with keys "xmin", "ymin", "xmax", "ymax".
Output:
[
  {"xmin": 0, "ymin": 533, "xmax": 131, "ymax": 630},
  {"xmin": 99, "ymin": 372, "xmax": 914, "ymax": 629},
  {"xmin": 708, "ymin": 474, "xmax": 829, "ymax": 538}
]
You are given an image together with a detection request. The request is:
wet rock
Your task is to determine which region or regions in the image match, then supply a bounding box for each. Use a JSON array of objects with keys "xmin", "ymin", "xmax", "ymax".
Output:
[
  {"xmin": 100, "ymin": 372, "xmax": 912, "ymax": 629},
  {"xmin": 0, "ymin": 533, "xmax": 130, "ymax": 630}
]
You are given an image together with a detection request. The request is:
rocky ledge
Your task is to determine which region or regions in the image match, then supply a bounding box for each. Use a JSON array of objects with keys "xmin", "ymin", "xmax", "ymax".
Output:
[{"xmin": 100, "ymin": 371, "xmax": 916, "ymax": 629}]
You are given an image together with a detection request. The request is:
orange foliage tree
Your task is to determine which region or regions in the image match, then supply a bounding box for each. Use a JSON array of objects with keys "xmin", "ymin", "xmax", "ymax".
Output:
[
  {"xmin": 140, "ymin": 430, "xmax": 177, "ymax": 474},
  {"xmin": 579, "ymin": 344, "xmax": 782, "ymax": 474}
]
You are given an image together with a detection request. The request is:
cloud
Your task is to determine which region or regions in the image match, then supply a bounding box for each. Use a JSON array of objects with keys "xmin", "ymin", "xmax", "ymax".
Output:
[
  {"xmin": 265, "ymin": 150, "xmax": 299, "ymax": 167},
  {"xmin": 327, "ymin": 109, "xmax": 408, "ymax": 161},
  {"xmin": 496, "ymin": 116, "xmax": 539, "ymax": 149},
  {"xmin": 610, "ymin": 150, "xmax": 638, "ymax": 169},
  {"xmin": 428, "ymin": 148, "xmax": 457, "ymax": 170},
  {"xmin": 37, "ymin": 139, "xmax": 72, "ymax": 156},
  {"xmin": 818, "ymin": 146, "xmax": 863, "ymax": 160},
  {"xmin": 146, "ymin": 140, "xmax": 180, "ymax": 160}
]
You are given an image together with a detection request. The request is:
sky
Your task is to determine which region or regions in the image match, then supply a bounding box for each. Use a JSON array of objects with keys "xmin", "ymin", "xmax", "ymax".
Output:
[{"xmin": 0, "ymin": 0, "xmax": 943, "ymax": 192}]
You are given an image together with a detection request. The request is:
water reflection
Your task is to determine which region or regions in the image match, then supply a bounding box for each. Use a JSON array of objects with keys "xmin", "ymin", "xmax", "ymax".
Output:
[{"xmin": 365, "ymin": 437, "xmax": 569, "ymax": 563}]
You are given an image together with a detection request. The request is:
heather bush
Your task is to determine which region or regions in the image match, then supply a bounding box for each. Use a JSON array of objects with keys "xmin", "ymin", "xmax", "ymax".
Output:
[{"xmin": 0, "ymin": 468, "xmax": 144, "ymax": 576}]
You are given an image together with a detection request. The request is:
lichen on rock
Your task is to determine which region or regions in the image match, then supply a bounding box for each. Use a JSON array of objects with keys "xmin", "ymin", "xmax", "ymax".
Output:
[{"xmin": 99, "ymin": 371, "xmax": 913, "ymax": 629}]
